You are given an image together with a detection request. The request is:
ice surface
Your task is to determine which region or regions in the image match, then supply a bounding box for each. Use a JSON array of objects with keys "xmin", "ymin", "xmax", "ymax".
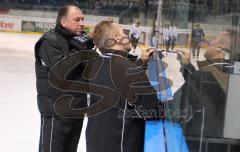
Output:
[{"xmin": 0, "ymin": 32, "xmax": 87, "ymax": 152}]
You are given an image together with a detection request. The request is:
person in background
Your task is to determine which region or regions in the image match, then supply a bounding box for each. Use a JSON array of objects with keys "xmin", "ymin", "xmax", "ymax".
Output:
[
  {"xmin": 150, "ymin": 30, "xmax": 159, "ymax": 47},
  {"xmin": 129, "ymin": 20, "xmax": 142, "ymax": 53},
  {"xmin": 191, "ymin": 24, "xmax": 205, "ymax": 59},
  {"xmin": 163, "ymin": 24, "xmax": 171, "ymax": 51},
  {"xmin": 170, "ymin": 25, "xmax": 178, "ymax": 51}
]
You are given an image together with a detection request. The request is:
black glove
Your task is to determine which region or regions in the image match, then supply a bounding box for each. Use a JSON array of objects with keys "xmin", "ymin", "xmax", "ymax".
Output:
[{"xmin": 70, "ymin": 32, "xmax": 95, "ymax": 50}]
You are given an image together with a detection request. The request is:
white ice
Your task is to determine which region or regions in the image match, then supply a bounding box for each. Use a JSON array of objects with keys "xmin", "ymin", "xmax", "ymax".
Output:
[{"xmin": 0, "ymin": 32, "xmax": 87, "ymax": 152}]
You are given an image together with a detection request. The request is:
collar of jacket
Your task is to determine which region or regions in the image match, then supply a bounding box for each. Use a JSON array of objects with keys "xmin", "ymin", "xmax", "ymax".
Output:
[
  {"xmin": 197, "ymin": 59, "xmax": 231, "ymax": 92},
  {"xmin": 197, "ymin": 59, "xmax": 232, "ymax": 73},
  {"xmin": 55, "ymin": 23, "xmax": 75, "ymax": 40},
  {"xmin": 100, "ymin": 49, "xmax": 129, "ymax": 58}
]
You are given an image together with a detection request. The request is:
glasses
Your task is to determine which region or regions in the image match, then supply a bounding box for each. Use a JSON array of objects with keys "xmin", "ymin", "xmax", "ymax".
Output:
[{"xmin": 104, "ymin": 36, "xmax": 131, "ymax": 48}]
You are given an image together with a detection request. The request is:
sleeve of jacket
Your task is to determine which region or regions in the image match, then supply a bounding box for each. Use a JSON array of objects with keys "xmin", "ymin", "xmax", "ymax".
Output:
[
  {"xmin": 38, "ymin": 40, "xmax": 65, "ymax": 69},
  {"xmin": 127, "ymin": 53, "xmax": 147, "ymax": 67}
]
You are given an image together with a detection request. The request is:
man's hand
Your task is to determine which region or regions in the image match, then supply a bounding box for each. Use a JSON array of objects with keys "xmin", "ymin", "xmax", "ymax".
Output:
[
  {"xmin": 176, "ymin": 49, "xmax": 190, "ymax": 65},
  {"xmin": 140, "ymin": 48, "xmax": 155, "ymax": 64}
]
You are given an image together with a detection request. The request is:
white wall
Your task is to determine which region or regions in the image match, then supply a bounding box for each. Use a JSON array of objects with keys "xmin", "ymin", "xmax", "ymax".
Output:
[{"xmin": 224, "ymin": 74, "xmax": 240, "ymax": 139}]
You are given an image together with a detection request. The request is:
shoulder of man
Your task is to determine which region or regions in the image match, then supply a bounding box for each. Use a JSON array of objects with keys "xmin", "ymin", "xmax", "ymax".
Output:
[
  {"xmin": 42, "ymin": 29, "xmax": 67, "ymax": 44},
  {"xmin": 110, "ymin": 54, "xmax": 139, "ymax": 69},
  {"xmin": 34, "ymin": 29, "xmax": 70, "ymax": 65},
  {"xmin": 36, "ymin": 30, "xmax": 57, "ymax": 45},
  {"xmin": 35, "ymin": 29, "xmax": 67, "ymax": 51}
]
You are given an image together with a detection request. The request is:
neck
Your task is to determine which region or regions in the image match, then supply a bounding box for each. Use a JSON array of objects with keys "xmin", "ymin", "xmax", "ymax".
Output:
[{"xmin": 55, "ymin": 24, "xmax": 74, "ymax": 39}]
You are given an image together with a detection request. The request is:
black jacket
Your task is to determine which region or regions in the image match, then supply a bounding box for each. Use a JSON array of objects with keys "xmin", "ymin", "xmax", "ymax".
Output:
[
  {"xmin": 86, "ymin": 49, "xmax": 161, "ymax": 152},
  {"xmin": 169, "ymin": 60, "xmax": 235, "ymax": 151},
  {"xmin": 35, "ymin": 24, "xmax": 89, "ymax": 116}
]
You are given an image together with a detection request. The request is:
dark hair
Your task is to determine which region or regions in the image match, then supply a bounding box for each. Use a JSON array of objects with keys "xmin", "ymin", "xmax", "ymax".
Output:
[
  {"xmin": 195, "ymin": 24, "xmax": 200, "ymax": 27},
  {"xmin": 56, "ymin": 4, "xmax": 80, "ymax": 24}
]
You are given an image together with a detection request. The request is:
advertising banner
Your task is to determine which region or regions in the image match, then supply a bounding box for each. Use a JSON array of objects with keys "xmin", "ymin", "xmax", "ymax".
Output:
[
  {"xmin": 0, "ymin": 18, "xmax": 21, "ymax": 31},
  {"xmin": 22, "ymin": 21, "xmax": 55, "ymax": 32},
  {"xmin": 22, "ymin": 20, "xmax": 92, "ymax": 33}
]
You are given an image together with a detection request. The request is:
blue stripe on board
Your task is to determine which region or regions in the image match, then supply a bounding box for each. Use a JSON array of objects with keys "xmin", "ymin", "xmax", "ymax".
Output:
[
  {"xmin": 144, "ymin": 120, "xmax": 166, "ymax": 152},
  {"xmin": 144, "ymin": 54, "xmax": 188, "ymax": 152},
  {"xmin": 164, "ymin": 120, "xmax": 188, "ymax": 152}
]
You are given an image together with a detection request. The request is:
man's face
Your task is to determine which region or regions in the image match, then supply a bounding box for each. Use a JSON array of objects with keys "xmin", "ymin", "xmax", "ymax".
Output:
[
  {"xmin": 204, "ymin": 31, "xmax": 230, "ymax": 60},
  {"xmin": 61, "ymin": 7, "xmax": 84, "ymax": 36}
]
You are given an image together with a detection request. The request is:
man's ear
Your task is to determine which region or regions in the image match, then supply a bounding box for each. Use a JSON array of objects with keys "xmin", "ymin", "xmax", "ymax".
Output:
[
  {"xmin": 60, "ymin": 18, "xmax": 67, "ymax": 28},
  {"xmin": 113, "ymin": 35, "xmax": 120, "ymax": 43}
]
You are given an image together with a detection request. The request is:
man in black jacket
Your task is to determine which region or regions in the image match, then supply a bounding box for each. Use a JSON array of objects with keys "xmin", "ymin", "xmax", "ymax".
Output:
[
  {"xmin": 172, "ymin": 30, "xmax": 240, "ymax": 151},
  {"xmin": 35, "ymin": 5, "xmax": 93, "ymax": 152},
  {"xmin": 191, "ymin": 24, "xmax": 205, "ymax": 59},
  {"xmin": 85, "ymin": 20, "xmax": 163, "ymax": 152}
]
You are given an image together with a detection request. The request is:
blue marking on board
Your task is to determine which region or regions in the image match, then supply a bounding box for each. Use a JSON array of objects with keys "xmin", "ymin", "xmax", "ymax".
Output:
[
  {"xmin": 147, "ymin": 56, "xmax": 173, "ymax": 101},
  {"xmin": 144, "ymin": 120, "xmax": 166, "ymax": 152},
  {"xmin": 144, "ymin": 53, "xmax": 188, "ymax": 152},
  {"xmin": 164, "ymin": 120, "xmax": 189, "ymax": 152}
]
